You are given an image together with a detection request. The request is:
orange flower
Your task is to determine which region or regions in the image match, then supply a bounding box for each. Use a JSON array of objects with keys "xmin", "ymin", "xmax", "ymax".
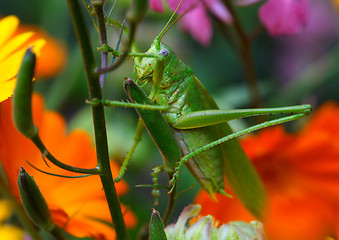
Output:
[
  {"xmin": 0, "ymin": 15, "xmax": 67, "ymax": 102},
  {"xmin": 0, "ymin": 94, "xmax": 137, "ymax": 239},
  {"xmin": 194, "ymin": 102, "xmax": 339, "ymax": 240}
]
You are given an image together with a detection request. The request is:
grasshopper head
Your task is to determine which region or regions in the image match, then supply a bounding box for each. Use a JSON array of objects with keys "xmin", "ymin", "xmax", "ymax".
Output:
[
  {"xmin": 135, "ymin": 0, "xmax": 188, "ymax": 85},
  {"xmin": 135, "ymin": 40, "xmax": 172, "ymax": 84}
]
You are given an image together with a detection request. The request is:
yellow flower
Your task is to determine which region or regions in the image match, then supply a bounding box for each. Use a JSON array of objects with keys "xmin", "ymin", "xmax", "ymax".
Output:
[
  {"xmin": 14, "ymin": 25, "xmax": 67, "ymax": 79},
  {"xmin": 0, "ymin": 200, "xmax": 26, "ymax": 240},
  {"xmin": 0, "ymin": 15, "xmax": 45, "ymax": 103},
  {"xmin": 0, "ymin": 200, "xmax": 12, "ymax": 223},
  {"xmin": 0, "ymin": 225, "xmax": 25, "ymax": 240}
]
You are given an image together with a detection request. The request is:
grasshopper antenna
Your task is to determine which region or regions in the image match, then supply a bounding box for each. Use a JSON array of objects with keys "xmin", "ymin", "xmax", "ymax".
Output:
[
  {"xmin": 156, "ymin": 0, "xmax": 203, "ymax": 42},
  {"xmin": 157, "ymin": 0, "xmax": 183, "ymax": 40}
]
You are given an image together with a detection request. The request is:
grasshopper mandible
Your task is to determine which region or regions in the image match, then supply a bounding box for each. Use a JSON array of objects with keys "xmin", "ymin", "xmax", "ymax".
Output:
[{"xmin": 96, "ymin": 4, "xmax": 311, "ymax": 218}]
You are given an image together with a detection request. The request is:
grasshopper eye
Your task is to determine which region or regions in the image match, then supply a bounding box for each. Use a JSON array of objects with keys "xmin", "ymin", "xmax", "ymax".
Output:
[{"xmin": 159, "ymin": 48, "xmax": 169, "ymax": 57}]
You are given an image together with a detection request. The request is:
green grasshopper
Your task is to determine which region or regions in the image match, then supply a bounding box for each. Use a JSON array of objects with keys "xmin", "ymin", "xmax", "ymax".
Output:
[{"xmin": 96, "ymin": 7, "xmax": 311, "ymax": 218}]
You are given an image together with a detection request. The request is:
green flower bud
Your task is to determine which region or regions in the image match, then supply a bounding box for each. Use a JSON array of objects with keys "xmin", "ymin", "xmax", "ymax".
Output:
[
  {"xmin": 126, "ymin": 0, "xmax": 148, "ymax": 24},
  {"xmin": 149, "ymin": 208, "xmax": 167, "ymax": 240},
  {"xmin": 17, "ymin": 167, "xmax": 54, "ymax": 231},
  {"xmin": 12, "ymin": 48, "xmax": 38, "ymax": 139}
]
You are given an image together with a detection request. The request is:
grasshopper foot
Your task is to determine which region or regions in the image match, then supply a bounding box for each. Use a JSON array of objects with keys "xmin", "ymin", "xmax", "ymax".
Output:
[
  {"xmin": 114, "ymin": 175, "xmax": 122, "ymax": 183},
  {"xmin": 86, "ymin": 98, "xmax": 102, "ymax": 106}
]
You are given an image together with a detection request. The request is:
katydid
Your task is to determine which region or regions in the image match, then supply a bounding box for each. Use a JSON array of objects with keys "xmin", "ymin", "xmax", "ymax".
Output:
[{"xmin": 96, "ymin": 8, "xmax": 311, "ymax": 218}]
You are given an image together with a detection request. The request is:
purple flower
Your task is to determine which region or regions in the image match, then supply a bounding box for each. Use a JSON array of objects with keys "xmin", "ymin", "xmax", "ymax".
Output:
[
  {"xmin": 259, "ymin": 0, "xmax": 309, "ymax": 36},
  {"xmin": 275, "ymin": 0, "xmax": 339, "ymax": 83}
]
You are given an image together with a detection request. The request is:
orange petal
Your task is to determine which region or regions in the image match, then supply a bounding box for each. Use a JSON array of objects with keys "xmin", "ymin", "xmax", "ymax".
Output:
[
  {"xmin": 0, "ymin": 94, "xmax": 135, "ymax": 238},
  {"xmin": 195, "ymin": 190, "xmax": 336, "ymax": 240},
  {"xmin": 15, "ymin": 25, "xmax": 67, "ymax": 78}
]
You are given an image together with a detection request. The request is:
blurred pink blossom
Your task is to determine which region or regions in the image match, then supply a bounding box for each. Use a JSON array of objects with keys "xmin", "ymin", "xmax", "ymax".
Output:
[
  {"xmin": 178, "ymin": 6, "xmax": 213, "ymax": 46},
  {"xmin": 259, "ymin": 0, "xmax": 309, "ymax": 36},
  {"xmin": 150, "ymin": 0, "xmax": 234, "ymax": 46},
  {"xmin": 150, "ymin": 0, "xmax": 310, "ymax": 46},
  {"xmin": 149, "ymin": 0, "xmax": 165, "ymax": 13}
]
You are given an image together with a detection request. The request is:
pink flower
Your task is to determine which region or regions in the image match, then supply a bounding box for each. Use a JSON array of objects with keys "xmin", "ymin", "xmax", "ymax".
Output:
[
  {"xmin": 274, "ymin": 0, "xmax": 338, "ymax": 83},
  {"xmin": 150, "ymin": 0, "xmax": 309, "ymax": 46},
  {"xmin": 149, "ymin": 0, "xmax": 165, "ymax": 13},
  {"xmin": 259, "ymin": 0, "xmax": 309, "ymax": 36},
  {"xmin": 151, "ymin": 0, "xmax": 233, "ymax": 46},
  {"xmin": 179, "ymin": 5, "xmax": 213, "ymax": 46}
]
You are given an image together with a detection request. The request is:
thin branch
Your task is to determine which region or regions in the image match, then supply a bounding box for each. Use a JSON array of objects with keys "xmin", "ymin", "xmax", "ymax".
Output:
[
  {"xmin": 96, "ymin": 23, "xmax": 136, "ymax": 74},
  {"xmin": 93, "ymin": 0, "xmax": 108, "ymax": 87},
  {"xmin": 223, "ymin": 0, "xmax": 263, "ymax": 108}
]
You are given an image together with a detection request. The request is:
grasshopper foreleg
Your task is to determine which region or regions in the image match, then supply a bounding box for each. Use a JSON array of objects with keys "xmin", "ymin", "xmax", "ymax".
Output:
[
  {"xmin": 87, "ymin": 98, "xmax": 169, "ymax": 111},
  {"xmin": 114, "ymin": 118, "xmax": 144, "ymax": 182}
]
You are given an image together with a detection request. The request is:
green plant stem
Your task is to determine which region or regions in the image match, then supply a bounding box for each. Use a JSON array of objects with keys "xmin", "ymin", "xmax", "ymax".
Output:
[
  {"xmin": 65, "ymin": 0, "xmax": 128, "ymax": 239},
  {"xmin": 162, "ymin": 181, "xmax": 177, "ymax": 225},
  {"xmin": 223, "ymin": 0, "xmax": 263, "ymax": 108},
  {"xmin": 0, "ymin": 174, "xmax": 42, "ymax": 240},
  {"xmin": 50, "ymin": 226, "xmax": 66, "ymax": 240}
]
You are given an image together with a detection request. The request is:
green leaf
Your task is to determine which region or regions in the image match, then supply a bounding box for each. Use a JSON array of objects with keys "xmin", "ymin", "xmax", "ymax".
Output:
[{"xmin": 149, "ymin": 208, "xmax": 168, "ymax": 240}]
